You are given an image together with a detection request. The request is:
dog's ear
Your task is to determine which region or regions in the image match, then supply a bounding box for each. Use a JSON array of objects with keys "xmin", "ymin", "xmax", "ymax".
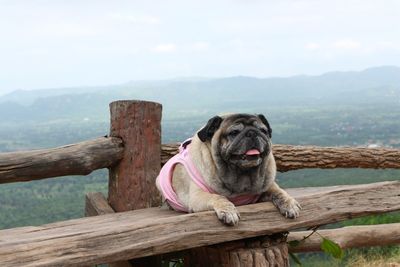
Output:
[
  {"xmin": 257, "ymin": 114, "xmax": 272, "ymax": 138},
  {"xmin": 197, "ymin": 116, "xmax": 223, "ymax": 142}
]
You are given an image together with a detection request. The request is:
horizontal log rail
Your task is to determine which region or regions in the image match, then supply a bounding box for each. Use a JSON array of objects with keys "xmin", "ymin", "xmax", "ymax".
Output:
[
  {"xmin": 85, "ymin": 192, "xmax": 400, "ymax": 255},
  {"xmin": 162, "ymin": 143, "xmax": 400, "ymax": 171},
  {"xmin": 288, "ymin": 223, "xmax": 400, "ymax": 253},
  {"xmin": 0, "ymin": 137, "xmax": 124, "ymax": 184},
  {"xmin": 1, "ymin": 138, "xmax": 399, "ymax": 184},
  {"xmin": 273, "ymin": 145, "xmax": 400, "ymax": 172},
  {"xmin": 0, "ymin": 181, "xmax": 399, "ymax": 267}
]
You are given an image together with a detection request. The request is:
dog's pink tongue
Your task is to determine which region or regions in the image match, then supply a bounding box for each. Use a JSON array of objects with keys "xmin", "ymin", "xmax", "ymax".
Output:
[{"xmin": 245, "ymin": 149, "xmax": 260, "ymax": 155}]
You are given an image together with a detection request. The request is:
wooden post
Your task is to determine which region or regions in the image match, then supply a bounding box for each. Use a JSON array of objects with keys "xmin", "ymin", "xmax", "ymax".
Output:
[
  {"xmin": 108, "ymin": 100, "xmax": 162, "ymax": 210},
  {"xmin": 108, "ymin": 100, "xmax": 162, "ymax": 266},
  {"xmin": 185, "ymin": 233, "xmax": 289, "ymax": 267},
  {"xmin": 85, "ymin": 192, "xmax": 115, "ymax": 217}
]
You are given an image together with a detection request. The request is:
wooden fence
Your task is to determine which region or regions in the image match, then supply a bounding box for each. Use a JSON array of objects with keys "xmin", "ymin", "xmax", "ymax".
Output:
[{"xmin": 0, "ymin": 100, "xmax": 399, "ymax": 267}]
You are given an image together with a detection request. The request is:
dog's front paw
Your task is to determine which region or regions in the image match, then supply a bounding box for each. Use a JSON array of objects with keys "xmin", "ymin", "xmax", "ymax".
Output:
[
  {"xmin": 213, "ymin": 201, "xmax": 240, "ymax": 226},
  {"xmin": 272, "ymin": 196, "xmax": 301, "ymax": 219}
]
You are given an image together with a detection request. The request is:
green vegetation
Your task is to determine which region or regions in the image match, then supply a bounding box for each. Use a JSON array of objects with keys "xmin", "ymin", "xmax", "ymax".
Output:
[{"xmin": 0, "ymin": 170, "xmax": 107, "ymax": 229}]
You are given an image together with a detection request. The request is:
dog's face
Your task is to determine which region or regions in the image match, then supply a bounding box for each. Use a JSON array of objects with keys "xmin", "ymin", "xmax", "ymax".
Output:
[{"xmin": 198, "ymin": 113, "xmax": 272, "ymax": 170}]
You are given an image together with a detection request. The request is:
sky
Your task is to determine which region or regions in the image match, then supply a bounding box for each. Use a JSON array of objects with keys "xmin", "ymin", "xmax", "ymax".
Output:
[{"xmin": 1, "ymin": 0, "xmax": 400, "ymax": 94}]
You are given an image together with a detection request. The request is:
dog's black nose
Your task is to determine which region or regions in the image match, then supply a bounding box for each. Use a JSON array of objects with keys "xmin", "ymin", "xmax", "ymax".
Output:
[{"xmin": 245, "ymin": 130, "xmax": 256, "ymax": 138}]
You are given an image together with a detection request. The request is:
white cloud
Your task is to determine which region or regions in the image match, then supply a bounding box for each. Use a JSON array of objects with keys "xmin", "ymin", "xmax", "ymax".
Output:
[
  {"xmin": 108, "ymin": 13, "xmax": 160, "ymax": 25},
  {"xmin": 228, "ymin": 39, "xmax": 245, "ymax": 49},
  {"xmin": 333, "ymin": 39, "xmax": 361, "ymax": 50},
  {"xmin": 305, "ymin": 40, "xmax": 399, "ymax": 55},
  {"xmin": 153, "ymin": 43, "xmax": 177, "ymax": 53},
  {"xmin": 305, "ymin": 42, "xmax": 320, "ymax": 50},
  {"xmin": 191, "ymin": 42, "xmax": 209, "ymax": 51},
  {"xmin": 32, "ymin": 23, "xmax": 99, "ymax": 38},
  {"xmin": 375, "ymin": 41, "xmax": 400, "ymax": 51}
]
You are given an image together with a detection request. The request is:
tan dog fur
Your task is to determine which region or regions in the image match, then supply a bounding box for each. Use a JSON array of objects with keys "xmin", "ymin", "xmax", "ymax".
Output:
[{"xmin": 159, "ymin": 114, "xmax": 301, "ymax": 225}]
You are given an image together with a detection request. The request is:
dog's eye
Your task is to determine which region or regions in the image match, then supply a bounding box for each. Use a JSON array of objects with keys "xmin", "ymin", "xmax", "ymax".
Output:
[
  {"xmin": 260, "ymin": 128, "xmax": 268, "ymax": 135},
  {"xmin": 229, "ymin": 130, "xmax": 240, "ymax": 136}
]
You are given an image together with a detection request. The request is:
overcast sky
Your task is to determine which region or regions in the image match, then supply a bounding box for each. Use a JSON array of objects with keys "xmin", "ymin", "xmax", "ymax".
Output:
[{"xmin": 0, "ymin": 0, "xmax": 399, "ymax": 94}]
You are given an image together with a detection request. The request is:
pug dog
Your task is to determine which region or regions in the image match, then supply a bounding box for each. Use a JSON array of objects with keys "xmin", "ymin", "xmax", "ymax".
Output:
[{"xmin": 156, "ymin": 113, "xmax": 301, "ymax": 226}]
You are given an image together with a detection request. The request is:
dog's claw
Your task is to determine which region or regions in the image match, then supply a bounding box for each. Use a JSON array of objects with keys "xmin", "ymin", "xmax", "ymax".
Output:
[
  {"xmin": 273, "ymin": 196, "xmax": 301, "ymax": 219},
  {"xmin": 214, "ymin": 203, "xmax": 240, "ymax": 226}
]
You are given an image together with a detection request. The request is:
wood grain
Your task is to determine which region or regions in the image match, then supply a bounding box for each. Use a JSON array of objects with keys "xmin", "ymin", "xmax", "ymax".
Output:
[
  {"xmin": 0, "ymin": 181, "xmax": 399, "ymax": 267},
  {"xmin": 85, "ymin": 192, "xmax": 289, "ymax": 267},
  {"xmin": 108, "ymin": 100, "xmax": 162, "ymax": 267},
  {"xmin": 273, "ymin": 144, "xmax": 400, "ymax": 172},
  {"xmin": 185, "ymin": 234, "xmax": 289, "ymax": 267},
  {"xmin": 1, "ymin": 140, "xmax": 399, "ymax": 184},
  {"xmin": 0, "ymin": 137, "xmax": 123, "ymax": 184},
  {"xmin": 108, "ymin": 100, "xmax": 162, "ymax": 211},
  {"xmin": 288, "ymin": 223, "xmax": 400, "ymax": 253},
  {"xmin": 85, "ymin": 192, "xmax": 115, "ymax": 217},
  {"xmin": 85, "ymin": 192, "xmax": 136, "ymax": 267}
]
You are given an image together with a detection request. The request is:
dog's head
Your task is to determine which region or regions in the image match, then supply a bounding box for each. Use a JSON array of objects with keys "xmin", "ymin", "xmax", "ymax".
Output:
[{"xmin": 197, "ymin": 113, "xmax": 272, "ymax": 170}]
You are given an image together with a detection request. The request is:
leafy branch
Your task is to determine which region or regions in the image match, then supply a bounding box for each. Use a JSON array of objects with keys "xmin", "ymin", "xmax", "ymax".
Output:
[{"xmin": 288, "ymin": 226, "xmax": 344, "ymax": 266}]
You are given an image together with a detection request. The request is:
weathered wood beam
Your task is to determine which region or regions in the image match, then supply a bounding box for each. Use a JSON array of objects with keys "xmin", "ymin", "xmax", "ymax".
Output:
[
  {"xmin": 86, "ymin": 193, "xmax": 290, "ymax": 267},
  {"xmin": 288, "ymin": 223, "xmax": 400, "ymax": 253},
  {"xmin": 162, "ymin": 143, "xmax": 400, "ymax": 171},
  {"xmin": 273, "ymin": 145, "xmax": 400, "ymax": 172},
  {"xmin": 85, "ymin": 192, "xmax": 115, "ymax": 217},
  {"xmin": 0, "ymin": 181, "xmax": 398, "ymax": 267},
  {"xmin": 0, "ymin": 137, "xmax": 123, "ymax": 184},
  {"xmin": 1, "ymin": 140, "xmax": 399, "ymax": 184},
  {"xmin": 85, "ymin": 192, "xmax": 134, "ymax": 267}
]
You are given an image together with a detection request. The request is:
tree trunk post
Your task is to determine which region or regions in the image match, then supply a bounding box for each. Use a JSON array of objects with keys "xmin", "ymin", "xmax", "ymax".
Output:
[
  {"xmin": 108, "ymin": 100, "xmax": 162, "ymax": 266},
  {"xmin": 184, "ymin": 233, "xmax": 289, "ymax": 267}
]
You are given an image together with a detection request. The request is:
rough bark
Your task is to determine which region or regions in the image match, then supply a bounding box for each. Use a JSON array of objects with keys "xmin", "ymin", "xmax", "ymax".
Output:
[
  {"xmin": 108, "ymin": 100, "xmax": 162, "ymax": 267},
  {"xmin": 108, "ymin": 100, "xmax": 162, "ymax": 211},
  {"xmin": 161, "ymin": 143, "xmax": 400, "ymax": 171},
  {"xmin": 0, "ymin": 181, "xmax": 399, "ymax": 267},
  {"xmin": 273, "ymin": 144, "xmax": 400, "ymax": 172},
  {"xmin": 185, "ymin": 234, "xmax": 289, "ymax": 267},
  {"xmin": 0, "ymin": 137, "xmax": 123, "ymax": 184},
  {"xmin": 1, "ymin": 141, "xmax": 399, "ymax": 184},
  {"xmin": 288, "ymin": 223, "xmax": 400, "ymax": 253}
]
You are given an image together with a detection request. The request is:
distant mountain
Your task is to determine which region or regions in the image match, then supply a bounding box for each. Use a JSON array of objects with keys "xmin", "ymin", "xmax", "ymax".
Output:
[
  {"xmin": 1, "ymin": 66, "xmax": 399, "ymax": 122},
  {"xmin": 0, "ymin": 85, "xmax": 121, "ymax": 106}
]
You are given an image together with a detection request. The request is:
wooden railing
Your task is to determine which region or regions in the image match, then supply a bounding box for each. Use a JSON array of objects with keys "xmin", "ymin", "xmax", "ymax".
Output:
[
  {"xmin": 0, "ymin": 100, "xmax": 399, "ymax": 267},
  {"xmin": 2, "ymin": 138, "xmax": 400, "ymax": 184}
]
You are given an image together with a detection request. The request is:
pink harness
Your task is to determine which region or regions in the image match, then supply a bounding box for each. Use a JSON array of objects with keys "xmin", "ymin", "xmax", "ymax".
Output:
[{"xmin": 156, "ymin": 139, "xmax": 260, "ymax": 212}]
